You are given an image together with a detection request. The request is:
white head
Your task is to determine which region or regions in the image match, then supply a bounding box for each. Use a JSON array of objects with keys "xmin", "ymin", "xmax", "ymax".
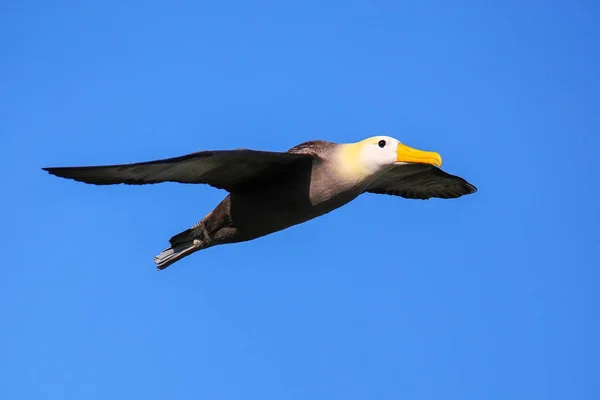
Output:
[{"xmin": 335, "ymin": 135, "xmax": 443, "ymax": 181}]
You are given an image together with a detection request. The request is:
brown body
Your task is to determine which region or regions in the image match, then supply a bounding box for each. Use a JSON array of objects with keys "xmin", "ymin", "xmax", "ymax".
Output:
[{"xmin": 174, "ymin": 145, "xmax": 366, "ymax": 251}]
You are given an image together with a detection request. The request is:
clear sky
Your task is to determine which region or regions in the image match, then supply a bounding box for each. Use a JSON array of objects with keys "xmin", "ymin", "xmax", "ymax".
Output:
[{"xmin": 2, "ymin": 1, "xmax": 599, "ymax": 399}]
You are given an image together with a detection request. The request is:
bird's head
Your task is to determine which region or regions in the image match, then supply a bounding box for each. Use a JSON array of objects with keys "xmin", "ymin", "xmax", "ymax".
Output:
[{"xmin": 335, "ymin": 135, "xmax": 443, "ymax": 181}]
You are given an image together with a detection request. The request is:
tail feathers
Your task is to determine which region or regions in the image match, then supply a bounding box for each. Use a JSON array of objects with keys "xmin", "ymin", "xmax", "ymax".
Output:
[{"xmin": 154, "ymin": 240, "xmax": 202, "ymax": 271}]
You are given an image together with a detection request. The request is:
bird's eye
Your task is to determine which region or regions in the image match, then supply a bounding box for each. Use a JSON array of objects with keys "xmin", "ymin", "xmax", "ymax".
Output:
[{"xmin": 378, "ymin": 140, "xmax": 386, "ymax": 148}]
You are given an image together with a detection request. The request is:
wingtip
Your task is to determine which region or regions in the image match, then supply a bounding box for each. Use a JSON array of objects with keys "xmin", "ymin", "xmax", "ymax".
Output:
[
  {"xmin": 42, "ymin": 167, "xmax": 56, "ymax": 176},
  {"xmin": 42, "ymin": 167, "xmax": 62, "ymax": 178}
]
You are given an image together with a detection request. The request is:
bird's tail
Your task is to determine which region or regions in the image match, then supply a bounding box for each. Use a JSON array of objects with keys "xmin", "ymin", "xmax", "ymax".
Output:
[{"xmin": 154, "ymin": 227, "xmax": 205, "ymax": 271}]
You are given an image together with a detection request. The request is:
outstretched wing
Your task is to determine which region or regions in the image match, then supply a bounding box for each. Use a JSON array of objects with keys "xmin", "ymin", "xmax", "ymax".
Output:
[
  {"xmin": 365, "ymin": 163, "xmax": 477, "ymax": 200},
  {"xmin": 43, "ymin": 149, "xmax": 314, "ymax": 192}
]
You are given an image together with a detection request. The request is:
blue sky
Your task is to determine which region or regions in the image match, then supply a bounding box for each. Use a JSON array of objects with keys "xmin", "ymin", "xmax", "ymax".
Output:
[{"xmin": 2, "ymin": 1, "xmax": 599, "ymax": 399}]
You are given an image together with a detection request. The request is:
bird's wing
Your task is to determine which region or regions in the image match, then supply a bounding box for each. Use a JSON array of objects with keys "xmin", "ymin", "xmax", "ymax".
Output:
[
  {"xmin": 43, "ymin": 149, "xmax": 315, "ymax": 192},
  {"xmin": 365, "ymin": 163, "xmax": 477, "ymax": 200}
]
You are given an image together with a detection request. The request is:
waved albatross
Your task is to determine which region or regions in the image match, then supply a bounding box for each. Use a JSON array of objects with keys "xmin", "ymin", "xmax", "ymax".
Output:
[{"xmin": 43, "ymin": 136, "xmax": 477, "ymax": 270}]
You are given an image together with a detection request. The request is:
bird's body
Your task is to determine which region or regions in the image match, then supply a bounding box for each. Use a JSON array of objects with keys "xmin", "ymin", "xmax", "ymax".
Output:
[
  {"xmin": 154, "ymin": 140, "xmax": 371, "ymax": 268},
  {"xmin": 43, "ymin": 136, "xmax": 477, "ymax": 270}
]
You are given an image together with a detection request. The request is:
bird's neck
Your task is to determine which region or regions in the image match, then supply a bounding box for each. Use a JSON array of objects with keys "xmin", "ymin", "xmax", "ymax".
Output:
[{"xmin": 332, "ymin": 143, "xmax": 382, "ymax": 184}]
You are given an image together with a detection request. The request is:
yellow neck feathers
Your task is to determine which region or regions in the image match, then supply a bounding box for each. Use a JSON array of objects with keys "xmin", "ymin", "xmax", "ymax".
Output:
[{"xmin": 332, "ymin": 142, "xmax": 374, "ymax": 183}]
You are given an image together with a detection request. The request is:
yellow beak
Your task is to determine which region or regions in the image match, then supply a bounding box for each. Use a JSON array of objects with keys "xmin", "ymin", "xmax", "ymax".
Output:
[{"xmin": 396, "ymin": 143, "xmax": 443, "ymax": 167}]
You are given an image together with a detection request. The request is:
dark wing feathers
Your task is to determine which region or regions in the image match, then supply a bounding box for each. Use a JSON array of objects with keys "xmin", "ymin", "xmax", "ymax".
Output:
[
  {"xmin": 43, "ymin": 149, "xmax": 314, "ymax": 192},
  {"xmin": 365, "ymin": 163, "xmax": 477, "ymax": 200}
]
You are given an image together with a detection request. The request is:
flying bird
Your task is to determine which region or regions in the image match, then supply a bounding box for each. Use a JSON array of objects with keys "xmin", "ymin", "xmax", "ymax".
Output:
[{"xmin": 43, "ymin": 136, "xmax": 477, "ymax": 270}]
